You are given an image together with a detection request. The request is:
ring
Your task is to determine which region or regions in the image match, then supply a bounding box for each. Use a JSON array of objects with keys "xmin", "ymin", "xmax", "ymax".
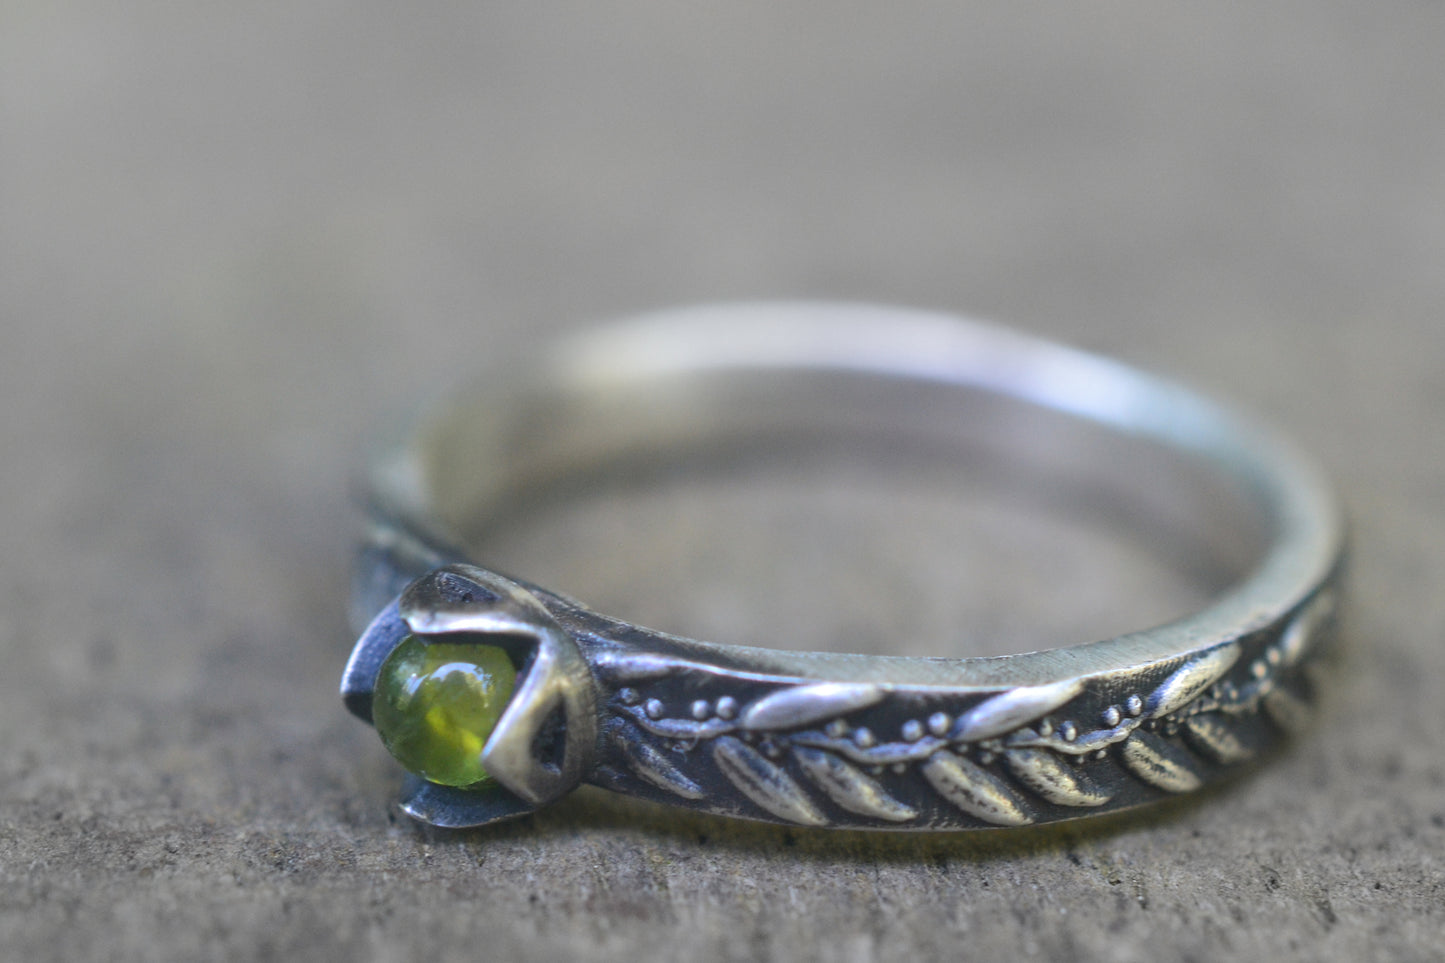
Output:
[{"xmin": 341, "ymin": 302, "xmax": 1345, "ymax": 830}]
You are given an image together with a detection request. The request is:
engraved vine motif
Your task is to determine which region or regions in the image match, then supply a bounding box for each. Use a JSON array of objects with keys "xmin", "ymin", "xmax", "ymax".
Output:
[{"xmin": 595, "ymin": 591, "xmax": 1333, "ymax": 827}]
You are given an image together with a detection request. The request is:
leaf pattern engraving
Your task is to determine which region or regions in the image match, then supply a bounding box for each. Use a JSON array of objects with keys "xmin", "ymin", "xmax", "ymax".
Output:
[
  {"xmin": 1146, "ymin": 643, "xmax": 1241, "ymax": 719},
  {"xmin": 1183, "ymin": 714, "xmax": 1255, "ymax": 764},
  {"xmin": 1120, "ymin": 730, "xmax": 1204, "ymax": 793},
  {"xmin": 610, "ymin": 725, "xmax": 704, "ymax": 799},
  {"xmin": 712, "ymin": 736, "xmax": 827, "ymax": 826},
  {"xmin": 740, "ymin": 683, "xmax": 885, "ymax": 731},
  {"xmin": 950, "ymin": 680, "xmax": 1084, "ymax": 742},
  {"xmin": 1003, "ymin": 748, "xmax": 1110, "ymax": 807},
  {"xmin": 591, "ymin": 650, "xmax": 697, "ymax": 681},
  {"xmin": 602, "ymin": 603, "xmax": 1321, "ymax": 826},
  {"xmin": 1263, "ymin": 687, "xmax": 1312, "ymax": 734},
  {"xmin": 922, "ymin": 750, "xmax": 1032, "ymax": 826},
  {"xmin": 793, "ymin": 747, "xmax": 919, "ymax": 822}
]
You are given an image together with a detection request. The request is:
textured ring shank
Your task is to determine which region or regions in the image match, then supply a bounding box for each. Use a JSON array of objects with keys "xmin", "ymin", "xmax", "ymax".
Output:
[{"xmin": 354, "ymin": 303, "xmax": 1345, "ymax": 830}]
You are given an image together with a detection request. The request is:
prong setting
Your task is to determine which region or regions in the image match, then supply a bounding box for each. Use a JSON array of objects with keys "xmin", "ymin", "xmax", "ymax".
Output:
[{"xmin": 341, "ymin": 564, "xmax": 598, "ymax": 826}]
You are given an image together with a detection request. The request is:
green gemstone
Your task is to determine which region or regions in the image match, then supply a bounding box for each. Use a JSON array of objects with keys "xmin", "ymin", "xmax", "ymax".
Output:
[{"xmin": 372, "ymin": 636, "xmax": 518, "ymax": 787}]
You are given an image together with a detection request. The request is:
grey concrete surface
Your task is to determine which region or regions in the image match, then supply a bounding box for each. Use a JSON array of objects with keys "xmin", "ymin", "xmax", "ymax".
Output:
[{"xmin": 2, "ymin": 4, "xmax": 1443, "ymax": 961}]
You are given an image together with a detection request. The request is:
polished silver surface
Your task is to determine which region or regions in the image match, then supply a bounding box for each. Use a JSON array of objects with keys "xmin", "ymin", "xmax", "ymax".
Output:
[{"xmin": 342, "ymin": 302, "xmax": 1346, "ymax": 830}]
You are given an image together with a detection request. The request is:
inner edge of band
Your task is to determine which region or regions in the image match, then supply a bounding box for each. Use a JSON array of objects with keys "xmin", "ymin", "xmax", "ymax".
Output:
[{"xmin": 366, "ymin": 302, "xmax": 1345, "ymax": 689}]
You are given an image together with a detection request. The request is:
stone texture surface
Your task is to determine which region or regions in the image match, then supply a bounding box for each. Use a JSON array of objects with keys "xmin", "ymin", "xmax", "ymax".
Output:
[{"xmin": 2, "ymin": 4, "xmax": 1443, "ymax": 961}]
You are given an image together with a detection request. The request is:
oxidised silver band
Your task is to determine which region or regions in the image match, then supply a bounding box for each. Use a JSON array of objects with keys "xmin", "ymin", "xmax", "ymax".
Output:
[{"xmin": 341, "ymin": 303, "xmax": 1346, "ymax": 830}]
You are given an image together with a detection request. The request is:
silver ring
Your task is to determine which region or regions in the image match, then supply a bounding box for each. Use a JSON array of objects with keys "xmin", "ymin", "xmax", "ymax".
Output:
[{"xmin": 341, "ymin": 302, "xmax": 1345, "ymax": 830}]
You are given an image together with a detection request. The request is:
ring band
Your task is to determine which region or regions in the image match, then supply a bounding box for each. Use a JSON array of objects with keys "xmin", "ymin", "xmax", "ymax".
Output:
[{"xmin": 341, "ymin": 302, "xmax": 1345, "ymax": 830}]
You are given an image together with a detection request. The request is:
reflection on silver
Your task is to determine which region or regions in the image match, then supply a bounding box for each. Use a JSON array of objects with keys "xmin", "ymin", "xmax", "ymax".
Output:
[{"xmin": 342, "ymin": 303, "xmax": 1345, "ymax": 830}]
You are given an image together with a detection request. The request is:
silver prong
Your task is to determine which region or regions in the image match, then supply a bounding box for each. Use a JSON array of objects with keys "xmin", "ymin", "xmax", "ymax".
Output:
[
  {"xmin": 397, "ymin": 775, "xmax": 538, "ymax": 829},
  {"xmin": 339, "ymin": 598, "xmax": 407, "ymax": 724}
]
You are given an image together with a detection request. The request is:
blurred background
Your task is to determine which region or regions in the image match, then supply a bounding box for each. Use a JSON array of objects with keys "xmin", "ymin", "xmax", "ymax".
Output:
[{"xmin": 2, "ymin": 4, "xmax": 1442, "ymax": 961}]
